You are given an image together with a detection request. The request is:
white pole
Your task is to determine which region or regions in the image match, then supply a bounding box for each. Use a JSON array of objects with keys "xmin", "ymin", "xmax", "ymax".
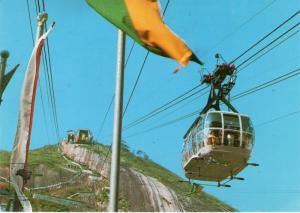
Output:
[{"xmin": 108, "ymin": 30, "xmax": 125, "ymax": 212}]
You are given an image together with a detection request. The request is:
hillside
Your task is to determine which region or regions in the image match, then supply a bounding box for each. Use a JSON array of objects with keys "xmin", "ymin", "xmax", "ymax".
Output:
[{"xmin": 0, "ymin": 143, "xmax": 236, "ymax": 211}]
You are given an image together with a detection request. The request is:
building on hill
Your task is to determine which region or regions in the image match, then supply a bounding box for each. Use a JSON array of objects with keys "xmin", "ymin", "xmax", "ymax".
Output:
[{"xmin": 66, "ymin": 129, "xmax": 93, "ymax": 144}]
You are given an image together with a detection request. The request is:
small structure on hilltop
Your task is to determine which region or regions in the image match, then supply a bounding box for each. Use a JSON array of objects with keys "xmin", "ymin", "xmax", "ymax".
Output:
[{"xmin": 66, "ymin": 129, "xmax": 94, "ymax": 144}]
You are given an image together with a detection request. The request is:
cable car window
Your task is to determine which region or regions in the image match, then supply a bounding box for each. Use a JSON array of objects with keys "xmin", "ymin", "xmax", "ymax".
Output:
[
  {"xmin": 191, "ymin": 128, "xmax": 197, "ymax": 153},
  {"xmin": 205, "ymin": 113, "xmax": 222, "ymax": 128},
  {"xmin": 223, "ymin": 114, "xmax": 240, "ymax": 130},
  {"xmin": 207, "ymin": 129, "xmax": 222, "ymax": 145},
  {"xmin": 198, "ymin": 129, "xmax": 205, "ymax": 148},
  {"xmin": 182, "ymin": 141, "xmax": 189, "ymax": 164},
  {"xmin": 203, "ymin": 129, "xmax": 209, "ymax": 146},
  {"xmin": 197, "ymin": 129, "xmax": 203, "ymax": 144},
  {"xmin": 182, "ymin": 140, "xmax": 187, "ymax": 152},
  {"xmin": 188, "ymin": 135, "xmax": 193, "ymax": 154},
  {"xmin": 241, "ymin": 116, "xmax": 254, "ymax": 133},
  {"xmin": 224, "ymin": 130, "xmax": 240, "ymax": 147},
  {"xmin": 242, "ymin": 132, "xmax": 253, "ymax": 150},
  {"xmin": 199, "ymin": 115, "xmax": 205, "ymax": 129}
]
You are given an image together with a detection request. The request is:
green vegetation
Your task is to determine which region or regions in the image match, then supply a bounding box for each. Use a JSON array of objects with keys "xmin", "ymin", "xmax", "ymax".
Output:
[
  {"xmin": 97, "ymin": 187, "xmax": 109, "ymax": 204},
  {"xmin": 0, "ymin": 150, "xmax": 10, "ymax": 166},
  {"xmin": 0, "ymin": 143, "xmax": 236, "ymax": 211},
  {"xmin": 0, "ymin": 145, "xmax": 67, "ymax": 169},
  {"xmin": 118, "ymin": 196, "xmax": 130, "ymax": 211},
  {"xmin": 29, "ymin": 198, "xmax": 70, "ymax": 212},
  {"xmin": 27, "ymin": 145, "xmax": 65, "ymax": 170}
]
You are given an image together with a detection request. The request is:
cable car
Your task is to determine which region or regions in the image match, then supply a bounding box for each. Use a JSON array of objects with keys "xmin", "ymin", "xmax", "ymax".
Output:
[
  {"xmin": 182, "ymin": 111, "xmax": 254, "ymax": 182},
  {"xmin": 182, "ymin": 55, "xmax": 257, "ymax": 186}
]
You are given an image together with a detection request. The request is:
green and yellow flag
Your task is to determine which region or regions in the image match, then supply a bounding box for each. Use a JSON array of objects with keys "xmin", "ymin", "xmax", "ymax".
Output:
[{"xmin": 86, "ymin": 0, "xmax": 203, "ymax": 67}]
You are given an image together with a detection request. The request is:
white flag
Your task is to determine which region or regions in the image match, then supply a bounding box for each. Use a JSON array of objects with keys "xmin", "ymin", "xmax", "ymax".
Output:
[{"xmin": 10, "ymin": 25, "xmax": 53, "ymax": 212}]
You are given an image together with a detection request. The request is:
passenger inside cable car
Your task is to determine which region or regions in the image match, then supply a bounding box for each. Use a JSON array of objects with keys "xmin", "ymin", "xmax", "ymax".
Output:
[{"xmin": 207, "ymin": 129, "xmax": 222, "ymax": 145}]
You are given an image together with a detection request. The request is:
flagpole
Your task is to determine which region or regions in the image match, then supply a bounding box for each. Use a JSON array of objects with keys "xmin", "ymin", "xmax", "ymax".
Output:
[
  {"xmin": 11, "ymin": 12, "xmax": 48, "ymax": 212},
  {"xmin": 108, "ymin": 30, "xmax": 125, "ymax": 212}
]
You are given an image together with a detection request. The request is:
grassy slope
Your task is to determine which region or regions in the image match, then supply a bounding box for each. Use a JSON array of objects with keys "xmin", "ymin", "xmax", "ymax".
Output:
[
  {"xmin": 0, "ymin": 150, "xmax": 10, "ymax": 166},
  {"xmin": 0, "ymin": 145, "xmax": 86, "ymax": 212},
  {"xmin": 0, "ymin": 145, "xmax": 65, "ymax": 169},
  {"xmin": 0, "ymin": 144, "xmax": 236, "ymax": 211}
]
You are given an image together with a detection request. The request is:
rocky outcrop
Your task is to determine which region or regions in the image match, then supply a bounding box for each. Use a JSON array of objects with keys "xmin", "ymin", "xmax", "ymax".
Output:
[
  {"xmin": 120, "ymin": 167, "xmax": 184, "ymax": 211},
  {"xmin": 60, "ymin": 141, "xmax": 184, "ymax": 211},
  {"xmin": 60, "ymin": 142, "xmax": 110, "ymax": 179}
]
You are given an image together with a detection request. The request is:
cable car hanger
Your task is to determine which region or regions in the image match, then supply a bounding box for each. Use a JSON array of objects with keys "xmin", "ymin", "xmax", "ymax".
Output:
[{"xmin": 200, "ymin": 53, "xmax": 237, "ymax": 114}]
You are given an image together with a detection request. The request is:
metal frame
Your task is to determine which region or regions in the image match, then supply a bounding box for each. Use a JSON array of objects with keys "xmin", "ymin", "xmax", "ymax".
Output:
[{"xmin": 200, "ymin": 61, "xmax": 237, "ymax": 115}]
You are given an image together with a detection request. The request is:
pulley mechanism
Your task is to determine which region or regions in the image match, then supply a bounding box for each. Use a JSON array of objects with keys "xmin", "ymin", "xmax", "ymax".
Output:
[{"xmin": 200, "ymin": 53, "xmax": 237, "ymax": 114}]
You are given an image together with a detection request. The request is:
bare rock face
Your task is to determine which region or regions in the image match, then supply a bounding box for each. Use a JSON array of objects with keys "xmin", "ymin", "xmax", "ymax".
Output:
[
  {"xmin": 120, "ymin": 167, "xmax": 184, "ymax": 212},
  {"xmin": 60, "ymin": 142, "xmax": 184, "ymax": 212},
  {"xmin": 60, "ymin": 142, "xmax": 110, "ymax": 179}
]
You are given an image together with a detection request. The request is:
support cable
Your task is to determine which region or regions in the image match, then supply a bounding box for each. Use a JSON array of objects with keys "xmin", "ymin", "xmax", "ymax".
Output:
[
  {"xmin": 237, "ymin": 28, "xmax": 300, "ymax": 73},
  {"xmin": 123, "ymin": 86, "xmax": 208, "ymax": 131},
  {"xmin": 256, "ymin": 109, "xmax": 300, "ymax": 127},
  {"xmin": 236, "ymin": 20, "xmax": 300, "ymax": 70},
  {"xmin": 124, "ymin": 68, "xmax": 300, "ymax": 138},
  {"xmin": 206, "ymin": 0, "xmax": 277, "ymax": 55},
  {"xmin": 96, "ymin": 95, "xmax": 115, "ymax": 141},
  {"xmin": 231, "ymin": 9, "xmax": 300, "ymax": 64},
  {"xmin": 34, "ymin": 0, "xmax": 57, "ymax": 139},
  {"xmin": 41, "ymin": 0, "xmax": 60, "ymax": 139}
]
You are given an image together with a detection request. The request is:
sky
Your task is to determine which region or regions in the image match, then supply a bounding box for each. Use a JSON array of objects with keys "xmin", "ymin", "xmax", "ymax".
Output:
[{"xmin": 1, "ymin": 0, "xmax": 300, "ymax": 211}]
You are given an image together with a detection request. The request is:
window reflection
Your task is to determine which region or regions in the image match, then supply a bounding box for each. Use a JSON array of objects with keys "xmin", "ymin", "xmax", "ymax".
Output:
[
  {"xmin": 241, "ymin": 116, "xmax": 254, "ymax": 133},
  {"xmin": 224, "ymin": 130, "xmax": 240, "ymax": 147},
  {"xmin": 197, "ymin": 129, "xmax": 204, "ymax": 148},
  {"xmin": 242, "ymin": 132, "xmax": 253, "ymax": 150},
  {"xmin": 223, "ymin": 114, "xmax": 240, "ymax": 130},
  {"xmin": 206, "ymin": 129, "xmax": 222, "ymax": 145},
  {"xmin": 205, "ymin": 113, "xmax": 222, "ymax": 128}
]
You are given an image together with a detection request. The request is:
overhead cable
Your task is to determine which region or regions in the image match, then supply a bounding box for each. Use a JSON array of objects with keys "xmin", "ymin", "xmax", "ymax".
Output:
[
  {"xmin": 231, "ymin": 9, "xmax": 300, "ymax": 64},
  {"xmin": 124, "ymin": 68, "xmax": 300, "ymax": 138}
]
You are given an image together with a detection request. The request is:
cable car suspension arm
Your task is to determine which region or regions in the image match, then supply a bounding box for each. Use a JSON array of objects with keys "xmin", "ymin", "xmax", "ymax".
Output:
[{"xmin": 200, "ymin": 54, "xmax": 238, "ymax": 114}]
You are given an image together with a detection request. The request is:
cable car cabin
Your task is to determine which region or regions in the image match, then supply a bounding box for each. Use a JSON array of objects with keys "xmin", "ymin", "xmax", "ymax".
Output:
[
  {"xmin": 67, "ymin": 129, "xmax": 93, "ymax": 144},
  {"xmin": 77, "ymin": 129, "xmax": 93, "ymax": 144},
  {"xmin": 182, "ymin": 111, "xmax": 254, "ymax": 182}
]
